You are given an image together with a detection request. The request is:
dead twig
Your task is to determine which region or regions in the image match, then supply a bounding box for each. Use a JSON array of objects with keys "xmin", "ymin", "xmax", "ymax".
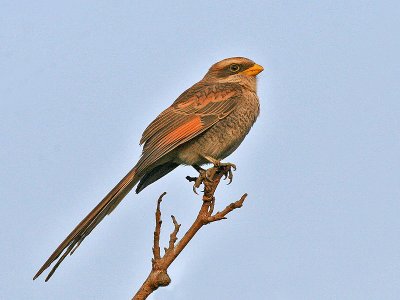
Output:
[{"xmin": 132, "ymin": 165, "xmax": 247, "ymax": 300}]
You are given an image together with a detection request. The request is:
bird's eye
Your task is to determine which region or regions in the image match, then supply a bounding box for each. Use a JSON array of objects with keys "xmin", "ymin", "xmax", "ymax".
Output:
[{"xmin": 229, "ymin": 64, "xmax": 240, "ymax": 73}]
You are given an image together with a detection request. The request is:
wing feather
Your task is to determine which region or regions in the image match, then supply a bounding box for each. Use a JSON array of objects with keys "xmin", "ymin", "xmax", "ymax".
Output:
[{"xmin": 135, "ymin": 83, "xmax": 241, "ymax": 173}]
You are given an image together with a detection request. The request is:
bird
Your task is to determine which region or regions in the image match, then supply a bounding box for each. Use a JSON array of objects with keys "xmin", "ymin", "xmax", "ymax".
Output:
[{"xmin": 33, "ymin": 57, "xmax": 264, "ymax": 281}]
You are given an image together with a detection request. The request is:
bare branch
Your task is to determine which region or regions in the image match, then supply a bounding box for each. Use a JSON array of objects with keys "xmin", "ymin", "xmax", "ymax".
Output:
[
  {"xmin": 152, "ymin": 192, "xmax": 165, "ymax": 262},
  {"xmin": 167, "ymin": 215, "xmax": 181, "ymax": 253},
  {"xmin": 207, "ymin": 193, "xmax": 247, "ymax": 223},
  {"xmin": 132, "ymin": 164, "xmax": 248, "ymax": 300}
]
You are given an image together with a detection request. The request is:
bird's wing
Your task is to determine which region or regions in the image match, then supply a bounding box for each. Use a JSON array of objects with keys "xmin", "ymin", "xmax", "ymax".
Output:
[{"xmin": 137, "ymin": 84, "xmax": 241, "ymax": 173}]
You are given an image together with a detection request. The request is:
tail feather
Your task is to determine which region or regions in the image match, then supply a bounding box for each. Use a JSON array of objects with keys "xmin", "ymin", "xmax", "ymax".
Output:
[{"xmin": 33, "ymin": 167, "xmax": 139, "ymax": 281}]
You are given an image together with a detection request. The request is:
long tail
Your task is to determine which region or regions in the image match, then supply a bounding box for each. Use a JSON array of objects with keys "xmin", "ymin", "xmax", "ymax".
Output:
[{"xmin": 33, "ymin": 167, "xmax": 139, "ymax": 281}]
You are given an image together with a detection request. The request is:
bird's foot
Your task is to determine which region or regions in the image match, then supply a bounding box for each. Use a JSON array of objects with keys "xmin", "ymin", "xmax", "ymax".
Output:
[
  {"xmin": 214, "ymin": 162, "xmax": 236, "ymax": 184},
  {"xmin": 187, "ymin": 161, "xmax": 236, "ymax": 194},
  {"xmin": 186, "ymin": 169, "xmax": 208, "ymax": 194},
  {"xmin": 203, "ymin": 156, "xmax": 236, "ymax": 184}
]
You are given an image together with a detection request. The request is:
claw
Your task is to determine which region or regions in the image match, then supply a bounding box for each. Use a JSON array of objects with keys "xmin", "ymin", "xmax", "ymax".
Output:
[
  {"xmin": 191, "ymin": 169, "xmax": 207, "ymax": 195},
  {"xmin": 193, "ymin": 185, "xmax": 199, "ymax": 195},
  {"xmin": 227, "ymin": 169, "xmax": 233, "ymax": 185},
  {"xmin": 214, "ymin": 162, "xmax": 236, "ymax": 185},
  {"xmin": 214, "ymin": 162, "xmax": 236, "ymax": 184}
]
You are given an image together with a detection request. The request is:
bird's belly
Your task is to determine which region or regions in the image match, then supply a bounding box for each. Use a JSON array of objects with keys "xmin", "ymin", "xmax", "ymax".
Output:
[{"xmin": 175, "ymin": 125, "xmax": 244, "ymax": 165}]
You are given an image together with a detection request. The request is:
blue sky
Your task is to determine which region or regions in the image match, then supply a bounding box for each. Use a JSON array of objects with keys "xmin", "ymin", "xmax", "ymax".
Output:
[{"xmin": 1, "ymin": 1, "xmax": 400, "ymax": 299}]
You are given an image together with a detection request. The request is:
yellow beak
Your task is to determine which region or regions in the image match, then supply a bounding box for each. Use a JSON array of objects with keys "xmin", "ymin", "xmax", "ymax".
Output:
[{"xmin": 240, "ymin": 64, "xmax": 264, "ymax": 76}]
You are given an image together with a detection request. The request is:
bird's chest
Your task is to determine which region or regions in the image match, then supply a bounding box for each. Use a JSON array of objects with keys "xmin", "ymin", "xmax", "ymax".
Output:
[{"xmin": 176, "ymin": 91, "xmax": 259, "ymax": 165}]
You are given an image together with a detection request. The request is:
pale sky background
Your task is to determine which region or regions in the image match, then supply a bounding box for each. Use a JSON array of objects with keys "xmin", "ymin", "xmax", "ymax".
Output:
[{"xmin": 1, "ymin": 1, "xmax": 400, "ymax": 299}]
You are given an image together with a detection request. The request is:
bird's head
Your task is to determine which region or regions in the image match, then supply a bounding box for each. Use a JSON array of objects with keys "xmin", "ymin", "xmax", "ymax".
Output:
[{"xmin": 202, "ymin": 57, "xmax": 264, "ymax": 89}]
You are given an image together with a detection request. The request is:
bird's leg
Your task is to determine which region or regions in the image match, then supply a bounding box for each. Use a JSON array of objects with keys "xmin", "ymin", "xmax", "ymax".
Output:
[
  {"xmin": 192, "ymin": 164, "xmax": 205, "ymax": 173},
  {"xmin": 203, "ymin": 156, "xmax": 236, "ymax": 184}
]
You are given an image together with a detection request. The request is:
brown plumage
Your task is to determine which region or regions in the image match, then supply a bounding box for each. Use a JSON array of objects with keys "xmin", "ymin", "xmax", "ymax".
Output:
[{"xmin": 33, "ymin": 57, "xmax": 264, "ymax": 281}]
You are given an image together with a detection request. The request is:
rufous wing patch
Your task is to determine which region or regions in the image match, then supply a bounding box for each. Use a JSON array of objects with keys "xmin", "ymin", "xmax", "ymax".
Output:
[{"xmin": 162, "ymin": 115, "xmax": 203, "ymax": 146}]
